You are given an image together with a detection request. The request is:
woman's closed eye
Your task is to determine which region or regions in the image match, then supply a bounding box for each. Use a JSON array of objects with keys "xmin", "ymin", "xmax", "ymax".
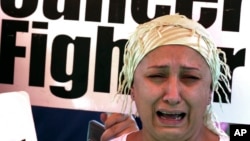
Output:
[
  {"xmin": 183, "ymin": 75, "xmax": 200, "ymax": 79},
  {"xmin": 181, "ymin": 74, "xmax": 200, "ymax": 84},
  {"xmin": 147, "ymin": 73, "xmax": 167, "ymax": 83},
  {"xmin": 149, "ymin": 73, "xmax": 166, "ymax": 78}
]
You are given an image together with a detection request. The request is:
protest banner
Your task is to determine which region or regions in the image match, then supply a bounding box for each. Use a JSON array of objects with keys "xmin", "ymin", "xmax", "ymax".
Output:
[{"xmin": 0, "ymin": 0, "xmax": 249, "ymax": 124}]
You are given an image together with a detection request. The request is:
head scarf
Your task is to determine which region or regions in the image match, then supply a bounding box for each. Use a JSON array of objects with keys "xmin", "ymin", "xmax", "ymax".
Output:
[{"xmin": 117, "ymin": 14, "xmax": 231, "ymax": 137}]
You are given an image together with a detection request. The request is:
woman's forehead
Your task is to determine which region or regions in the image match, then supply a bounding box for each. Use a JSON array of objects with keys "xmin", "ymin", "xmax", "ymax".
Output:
[
  {"xmin": 142, "ymin": 46, "xmax": 208, "ymax": 69},
  {"xmin": 141, "ymin": 45, "xmax": 208, "ymax": 65}
]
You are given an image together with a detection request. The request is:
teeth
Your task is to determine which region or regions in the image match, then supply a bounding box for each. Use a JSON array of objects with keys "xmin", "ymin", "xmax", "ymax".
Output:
[
  {"xmin": 175, "ymin": 115, "xmax": 182, "ymax": 120},
  {"xmin": 157, "ymin": 111, "xmax": 185, "ymax": 120},
  {"xmin": 160, "ymin": 111, "xmax": 182, "ymax": 115}
]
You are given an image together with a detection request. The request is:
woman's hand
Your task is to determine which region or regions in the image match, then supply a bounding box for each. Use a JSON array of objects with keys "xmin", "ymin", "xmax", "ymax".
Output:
[{"xmin": 100, "ymin": 113, "xmax": 139, "ymax": 141}]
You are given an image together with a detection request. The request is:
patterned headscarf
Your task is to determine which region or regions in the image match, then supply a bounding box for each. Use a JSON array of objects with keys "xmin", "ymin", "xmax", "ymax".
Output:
[{"xmin": 117, "ymin": 14, "xmax": 231, "ymax": 137}]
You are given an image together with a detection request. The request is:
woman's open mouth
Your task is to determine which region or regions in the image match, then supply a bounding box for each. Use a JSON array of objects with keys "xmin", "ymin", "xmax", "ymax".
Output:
[{"xmin": 156, "ymin": 111, "xmax": 186, "ymax": 125}]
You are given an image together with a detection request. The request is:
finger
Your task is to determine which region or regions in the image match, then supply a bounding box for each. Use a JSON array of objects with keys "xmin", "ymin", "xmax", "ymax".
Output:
[
  {"xmin": 104, "ymin": 113, "xmax": 128, "ymax": 129},
  {"xmin": 101, "ymin": 123, "xmax": 127, "ymax": 141},
  {"xmin": 101, "ymin": 115, "xmax": 138, "ymax": 141},
  {"xmin": 101, "ymin": 129, "xmax": 113, "ymax": 141},
  {"xmin": 100, "ymin": 113, "xmax": 108, "ymax": 123}
]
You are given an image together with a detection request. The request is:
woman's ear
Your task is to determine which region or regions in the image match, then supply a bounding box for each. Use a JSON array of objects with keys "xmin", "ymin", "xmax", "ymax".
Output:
[
  {"xmin": 208, "ymin": 95, "xmax": 211, "ymax": 105},
  {"xmin": 208, "ymin": 91, "xmax": 213, "ymax": 105},
  {"xmin": 130, "ymin": 86, "xmax": 135, "ymax": 101}
]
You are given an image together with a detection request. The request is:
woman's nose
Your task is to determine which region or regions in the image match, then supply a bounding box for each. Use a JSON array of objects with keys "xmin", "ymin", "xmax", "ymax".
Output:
[{"xmin": 162, "ymin": 77, "xmax": 181, "ymax": 105}]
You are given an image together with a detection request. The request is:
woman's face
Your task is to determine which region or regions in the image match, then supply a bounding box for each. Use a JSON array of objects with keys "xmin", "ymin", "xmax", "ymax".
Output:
[{"xmin": 131, "ymin": 45, "xmax": 212, "ymax": 140}]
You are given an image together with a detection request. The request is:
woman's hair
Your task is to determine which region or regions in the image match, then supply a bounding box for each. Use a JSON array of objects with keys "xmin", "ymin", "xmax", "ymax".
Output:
[{"xmin": 116, "ymin": 14, "xmax": 231, "ymax": 137}]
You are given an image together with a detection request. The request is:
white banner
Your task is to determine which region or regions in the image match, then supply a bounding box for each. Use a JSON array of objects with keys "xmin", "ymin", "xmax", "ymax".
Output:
[
  {"xmin": 0, "ymin": 91, "xmax": 37, "ymax": 141},
  {"xmin": 0, "ymin": 0, "xmax": 249, "ymax": 124}
]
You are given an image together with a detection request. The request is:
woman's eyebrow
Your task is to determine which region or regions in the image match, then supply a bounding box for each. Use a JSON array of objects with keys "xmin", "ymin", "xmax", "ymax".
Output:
[
  {"xmin": 148, "ymin": 65, "xmax": 200, "ymax": 70},
  {"xmin": 180, "ymin": 66, "xmax": 203, "ymax": 74},
  {"xmin": 147, "ymin": 64, "xmax": 169, "ymax": 69},
  {"xmin": 182, "ymin": 66, "xmax": 200, "ymax": 70}
]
